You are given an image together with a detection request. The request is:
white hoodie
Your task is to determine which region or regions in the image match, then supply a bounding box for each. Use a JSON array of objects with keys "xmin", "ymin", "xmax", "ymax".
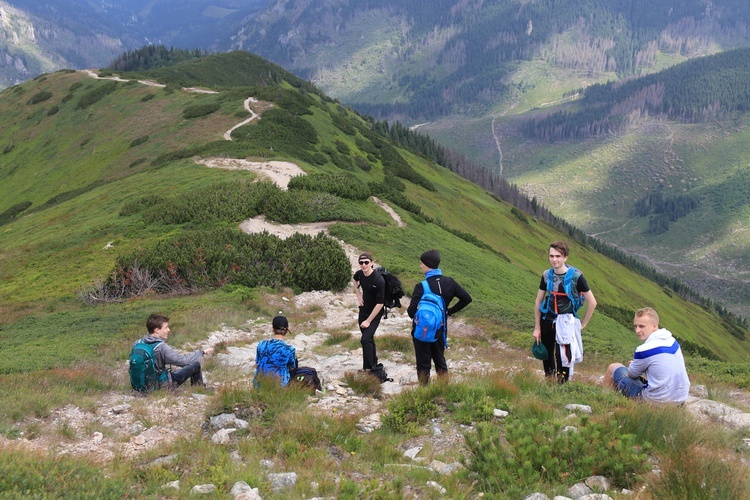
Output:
[
  {"xmin": 628, "ymin": 328, "xmax": 690, "ymax": 403},
  {"xmin": 555, "ymin": 313, "xmax": 583, "ymax": 376}
]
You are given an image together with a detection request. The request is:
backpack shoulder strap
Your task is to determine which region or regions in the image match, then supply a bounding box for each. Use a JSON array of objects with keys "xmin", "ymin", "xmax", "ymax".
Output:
[{"xmin": 562, "ymin": 266, "xmax": 582, "ymax": 313}]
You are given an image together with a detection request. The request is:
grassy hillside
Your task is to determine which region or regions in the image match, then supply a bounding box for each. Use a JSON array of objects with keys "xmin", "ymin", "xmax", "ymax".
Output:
[
  {"xmin": 0, "ymin": 51, "xmax": 749, "ymax": 497},
  {"xmin": 1, "ymin": 51, "xmax": 748, "ymax": 359}
]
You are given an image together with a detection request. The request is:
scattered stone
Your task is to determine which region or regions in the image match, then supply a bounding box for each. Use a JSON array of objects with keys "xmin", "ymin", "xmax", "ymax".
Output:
[
  {"xmin": 429, "ymin": 460, "xmax": 464, "ymax": 475},
  {"xmin": 230, "ymin": 481, "xmax": 261, "ymax": 499},
  {"xmin": 260, "ymin": 459, "xmax": 274, "ymax": 470},
  {"xmin": 268, "ymin": 472, "xmax": 297, "ymax": 493},
  {"xmin": 404, "ymin": 446, "xmax": 423, "ymax": 459},
  {"xmin": 162, "ymin": 480, "xmax": 180, "ymax": 490},
  {"xmin": 111, "ymin": 404, "xmax": 131, "ymax": 414},
  {"xmin": 210, "ymin": 413, "xmax": 237, "ymax": 429},
  {"xmin": 211, "ymin": 428, "xmax": 237, "ymax": 444},
  {"xmin": 620, "ymin": 489, "xmax": 633, "ymax": 495},
  {"xmin": 191, "ymin": 483, "xmax": 216, "ymax": 494},
  {"xmin": 585, "ymin": 476, "xmax": 611, "ymax": 492},
  {"xmin": 560, "ymin": 426, "xmax": 579, "ymax": 434},
  {"xmin": 433, "ymin": 425, "xmax": 442, "ymax": 436},
  {"xmin": 564, "ymin": 404, "xmax": 592, "ymax": 414},
  {"xmin": 92, "ymin": 432, "xmax": 103, "ymax": 444},
  {"xmin": 335, "ymin": 388, "xmax": 348, "ymax": 396},
  {"xmin": 133, "ymin": 435, "xmax": 146, "ymax": 446},
  {"xmin": 578, "ymin": 495, "xmax": 612, "ymax": 500},
  {"xmin": 234, "ymin": 418, "xmax": 249, "ymax": 430},
  {"xmin": 426, "ymin": 480, "xmax": 447, "ymax": 494},
  {"xmin": 230, "ymin": 450, "xmax": 244, "ymax": 463},
  {"xmin": 356, "ymin": 413, "xmax": 383, "ymax": 433},
  {"xmin": 568, "ymin": 481, "xmax": 593, "ymax": 498},
  {"xmin": 148, "ymin": 454, "xmax": 178, "ymax": 467},
  {"xmin": 128, "ymin": 423, "xmax": 144, "ymax": 435},
  {"xmin": 523, "ymin": 494, "xmax": 549, "ymax": 500},
  {"xmin": 552, "ymin": 496, "xmax": 573, "ymax": 500},
  {"xmin": 493, "ymin": 409, "xmax": 509, "ymax": 418}
]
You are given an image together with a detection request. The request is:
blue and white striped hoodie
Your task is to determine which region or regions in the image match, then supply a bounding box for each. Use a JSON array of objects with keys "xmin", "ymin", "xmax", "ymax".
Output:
[{"xmin": 628, "ymin": 328, "xmax": 690, "ymax": 403}]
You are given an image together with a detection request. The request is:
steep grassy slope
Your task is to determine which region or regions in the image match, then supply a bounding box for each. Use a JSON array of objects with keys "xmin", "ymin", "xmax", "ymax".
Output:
[{"xmin": 0, "ymin": 52, "xmax": 748, "ymax": 368}]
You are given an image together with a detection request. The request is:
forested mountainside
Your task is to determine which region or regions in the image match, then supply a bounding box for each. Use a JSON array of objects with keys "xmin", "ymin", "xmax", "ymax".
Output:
[
  {"xmin": 233, "ymin": 0, "xmax": 750, "ymax": 119},
  {"xmin": 0, "ymin": 0, "xmax": 268, "ymax": 88}
]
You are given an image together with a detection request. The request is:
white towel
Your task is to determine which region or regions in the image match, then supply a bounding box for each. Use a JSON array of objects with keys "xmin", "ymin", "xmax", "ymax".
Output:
[{"xmin": 555, "ymin": 314, "xmax": 583, "ymax": 376}]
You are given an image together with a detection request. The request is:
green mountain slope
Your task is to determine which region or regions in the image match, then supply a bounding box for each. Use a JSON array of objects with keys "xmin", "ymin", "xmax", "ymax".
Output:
[{"xmin": 0, "ymin": 51, "xmax": 747, "ymax": 369}]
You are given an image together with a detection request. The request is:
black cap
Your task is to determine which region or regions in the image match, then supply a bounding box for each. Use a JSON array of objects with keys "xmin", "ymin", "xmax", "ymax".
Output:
[
  {"xmin": 272, "ymin": 316, "xmax": 289, "ymax": 330},
  {"xmin": 420, "ymin": 250, "xmax": 441, "ymax": 269}
]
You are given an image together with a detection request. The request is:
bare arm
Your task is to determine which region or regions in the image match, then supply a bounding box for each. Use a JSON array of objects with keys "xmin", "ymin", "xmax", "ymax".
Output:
[
  {"xmin": 579, "ymin": 290, "xmax": 597, "ymax": 329},
  {"xmin": 354, "ymin": 278, "xmax": 363, "ymax": 306}
]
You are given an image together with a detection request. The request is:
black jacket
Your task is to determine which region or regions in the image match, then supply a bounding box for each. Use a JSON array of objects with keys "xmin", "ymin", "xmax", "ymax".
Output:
[{"xmin": 407, "ymin": 275, "xmax": 472, "ymax": 318}]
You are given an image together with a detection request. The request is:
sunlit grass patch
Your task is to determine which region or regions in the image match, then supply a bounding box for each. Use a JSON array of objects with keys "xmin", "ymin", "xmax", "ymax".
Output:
[{"xmin": 343, "ymin": 370, "xmax": 383, "ymax": 398}]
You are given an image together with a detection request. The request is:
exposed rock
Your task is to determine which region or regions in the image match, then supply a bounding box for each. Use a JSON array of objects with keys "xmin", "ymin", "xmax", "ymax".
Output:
[
  {"xmin": 584, "ymin": 476, "xmax": 611, "ymax": 492},
  {"xmin": 578, "ymin": 495, "xmax": 612, "ymax": 500},
  {"xmin": 403, "ymin": 446, "xmax": 422, "ymax": 459},
  {"xmin": 426, "ymin": 480, "xmax": 447, "ymax": 494},
  {"xmin": 111, "ymin": 404, "xmax": 131, "ymax": 414},
  {"xmin": 356, "ymin": 413, "xmax": 383, "ymax": 433},
  {"xmin": 148, "ymin": 454, "xmax": 178, "ymax": 467},
  {"xmin": 209, "ymin": 413, "xmax": 237, "ymax": 429},
  {"xmin": 429, "ymin": 460, "xmax": 464, "ymax": 475},
  {"xmin": 211, "ymin": 428, "xmax": 237, "ymax": 444},
  {"xmin": 162, "ymin": 480, "xmax": 180, "ymax": 490},
  {"xmin": 568, "ymin": 481, "xmax": 593, "ymax": 498},
  {"xmin": 564, "ymin": 404, "xmax": 592, "ymax": 414},
  {"xmin": 230, "ymin": 481, "xmax": 262, "ymax": 499},
  {"xmin": 191, "ymin": 483, "xmax": 216, "ymax": 494},
  {"xmin": 267, "ymin": 472, "xmax": 297, "ymax": 493},
  {"xmin": 493, "ymin": 408, "xmax": 509, "ymax": 418},
  {"xmin": 523, "ymin": 494, "xmax": 550, "ymax": 500}
]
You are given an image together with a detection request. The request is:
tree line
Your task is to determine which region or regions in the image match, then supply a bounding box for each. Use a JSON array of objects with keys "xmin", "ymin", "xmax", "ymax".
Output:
[{"xmin": 524, "ymin": 47, "xmax": 750, "ymax": 141}]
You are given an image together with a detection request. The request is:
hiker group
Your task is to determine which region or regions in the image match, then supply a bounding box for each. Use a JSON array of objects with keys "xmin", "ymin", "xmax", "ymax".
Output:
[{"xmin": 130, "ymin": 242, "xmax": 690, "ymax": 405}]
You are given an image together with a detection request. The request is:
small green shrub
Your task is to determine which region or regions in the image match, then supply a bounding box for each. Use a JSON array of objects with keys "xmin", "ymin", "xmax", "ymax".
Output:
[
  {"xmin": 323, "ymin": 331, "xmax": 352, "ymax": 346},
  {"xmin": 382, "ymin": 388, "xmax": 440, "ymax": 434},
  {"xmin": 76, "ymin": 81, "xmax": 118, "ymax": 109},
  {"xmin": 47, "ymin": 105, "xmax": 59, "ymax": 116},
  {"xmin": 354, "ymin": 155, "xmax": 372, "ymax": 171},
  {"xmin": 288, "ymin": 173, "xmax": 371, "ymax": 200},
  {"xmin": 465, "ymin": 417, "xmax": 651, "ymax": 495},
  {"xmin": 183, "ymin": 101, "xmax": 220, "ymax": 119},
  {"xmin": 141, "ymin": 93, "xmax": 156, "ymax": 102},
  {"xmin": 27, "ymin": 91, "xmax": 53, "ymax": 105},
  {"xmin": 0, "ymin": 201, "xmax": 32, "ymax": 226},
  {"xmin": 129, "ymin": 135, "xmax": 149, "ymax": 147},
  {"xmin": 335, "ymin": 140, "xmax": 351, "ymax": 155}
]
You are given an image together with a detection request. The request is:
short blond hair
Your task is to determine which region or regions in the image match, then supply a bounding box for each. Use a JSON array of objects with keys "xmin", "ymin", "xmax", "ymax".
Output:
[{"xmin": 634, "ymin": 307, "xmax": 659, "ymax": 325}]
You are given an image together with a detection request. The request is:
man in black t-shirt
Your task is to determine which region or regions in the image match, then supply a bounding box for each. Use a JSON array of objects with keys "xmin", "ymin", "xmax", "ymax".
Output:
[
  {"xmin": 533, "ymin": 241, "xmax": 597, "ymax": 383},
  {"xmin": 353, "ymin": 252, "xmax": 385, "ymax": 371},
  {"xmin": 407, "ymin": 250, "xmax": 472, "ymax": 385}
]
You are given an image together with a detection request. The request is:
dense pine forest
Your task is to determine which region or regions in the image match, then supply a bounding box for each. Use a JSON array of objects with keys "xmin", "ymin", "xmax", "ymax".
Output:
[{"xmin": 524, "ymin": 47, "xmax": 750, "ymax": 141}]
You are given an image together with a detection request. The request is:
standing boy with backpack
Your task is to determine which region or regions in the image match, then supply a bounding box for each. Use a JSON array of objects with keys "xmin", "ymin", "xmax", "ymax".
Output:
[
  {"xmin": 408, "ymin": 250, "xmax": 472, "ymax": 385},
  {"xmin": 353, "ymin": 252, "xmax": 386, "ymax": 373},
  {"xmin": 130, "ymin": 314, "xmax": 214, "ymax": 392},
  {"xmin": 533, "ymin": 241, "xmax": 597, "ymax": 383}
]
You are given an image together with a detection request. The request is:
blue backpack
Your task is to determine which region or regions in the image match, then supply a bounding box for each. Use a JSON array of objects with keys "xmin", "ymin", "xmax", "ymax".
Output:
[
  {"xmin": 129, "ymin": 340, "xmax": 168, "ymax": 392},
  {"xmin": 414, "ymin": 279, "xmax": 447, "ymax": 344},
  {"xmin": 539, "ymin": 266, "xmax": 584, "ymax": 319}
]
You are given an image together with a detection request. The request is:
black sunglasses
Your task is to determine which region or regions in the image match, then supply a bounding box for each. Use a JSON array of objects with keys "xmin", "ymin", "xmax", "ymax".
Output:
[{"xmin": 358, "ymin": 260, "xmax": 371, "ymax": 265}]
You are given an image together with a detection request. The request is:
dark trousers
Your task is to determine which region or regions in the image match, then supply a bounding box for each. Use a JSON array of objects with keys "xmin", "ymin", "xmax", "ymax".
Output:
[
  {"xmin": 540, "ymin": 318, "xmax": 569, "ymax": 383},
  {"xmin": 169, "ymin": 360, "xmax": 204, "ymax": 387},
  {"xmin": 359, "ymin": 309, "xmax": 383, "ymax": 370},
  {"xmin": 412, "ymin": 333, "xmax": 447, "ymax": 386}
]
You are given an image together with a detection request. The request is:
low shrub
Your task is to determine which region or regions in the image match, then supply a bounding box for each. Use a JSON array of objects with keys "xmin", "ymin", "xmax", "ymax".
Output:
[
  {"xmin": 76, "ymin": 81, "xmax": 118, "ymax": 109},
  {"xmin": 129, "ymin": 135, "xmax": 149, "ymax": 147},
  {"xmin": 27, "ymin": 91, "xmax": 53, "ymax": 105},
  {"xmin": 82, "ymin": 228, "xmax": 352, "ymax": 301},
  {"xmin": 465, "ymin": 417, "xmax": 651, "ymax": 495},
  {"xmin": 183, "ymin": 101, "xmax": 220, "ymax": 119},
  {"xmin": 288, "ymin": 173, "xmax": 371, "ymax": 200},
  {"xmin": 343, "ymin": 371, "xmax": 383, "ymax": 398}
]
